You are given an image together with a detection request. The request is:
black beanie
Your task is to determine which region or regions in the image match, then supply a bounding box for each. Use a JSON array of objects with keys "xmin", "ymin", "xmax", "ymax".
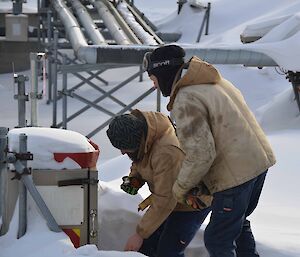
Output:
[
  {"xmin": 149, "ymin": 45, "xmax": 185, "ymax": 97},
  {"xmin": 106, "ymin": 114, "xmax": 147, "ymax": 150}
]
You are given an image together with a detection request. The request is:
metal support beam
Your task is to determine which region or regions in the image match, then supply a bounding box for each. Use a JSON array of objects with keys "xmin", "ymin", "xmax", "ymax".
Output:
[
  {"xmin": 14, "ymin": 74, "xmax": 29, "ymax": 128},
  {"xmin": 30, "ymin": 53, "xmax": 45, "ymax": 127},
  {"xmin": 56, "ymin": 69, "xmax": 143, "ymax": 128},
  {"xmin": 62, "ymin": 55, "xmax": 68, "ymax": 129},
  {"xmin": 86, "ymin": 87, "xmax": 155, "ymax": 138},
  {"xmin": 71, "ymin": 72, "xmax": 127, "ymax": 108},
  {"xmin": 63, "ymin": 70, "xmax": 107, "ymax": 94},
  {"xmin": 58, "ymin": 52, "xmax": 108, "ymax": 85},
  {"xmin": 52, "ymin": 31, "xmax": 59, "ymax": 127},
  {"xmin": 70, "ymin": 92, "xmax": 116, "ymax": 117},
  {"xmin": 156, "ymin": 88, "xmax": 161, "ymax": 112},
  {"xmin": 205, "ymin": 3, "xmax": 211, "ymax": 36},
  {"xmin": 177, "ymin": 0, "xmax": 187, "ymax": 14},
  {"xmin": 12, "ymin": 0, "xmax": 24, "ymax": 15},
  {"xmin": 196, "ymin": 2, "xmax": 211, "ymax": 43},
  {"xmin": 47, "ymin": 10, "xmax": 53, "ymax": 103},
  {"xmin": 17, "ymin": 134, "xmax": 27, "ymax": 238},
  {"xmin": 0, "ymin": 127, "xmax": 8, "ymax": 235}
]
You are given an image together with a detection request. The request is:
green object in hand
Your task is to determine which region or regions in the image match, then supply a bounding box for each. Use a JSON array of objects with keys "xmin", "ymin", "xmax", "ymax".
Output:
[
  {"xmin": 121, "ymin": 183, "xmax": 139, "ymax": 195},
  {"xmin": 120, "ymin": 176, "xmax": 141, "ymax": 195}
]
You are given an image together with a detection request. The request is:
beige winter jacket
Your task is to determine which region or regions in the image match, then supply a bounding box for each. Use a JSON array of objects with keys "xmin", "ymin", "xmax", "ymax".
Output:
[
  {"xmin": 128, "ymin": 110, "xmax": 198, "ymax": 239},
  {"xmin": 168, "ymin": 57, "xmax": 276, "ymax": 197}
]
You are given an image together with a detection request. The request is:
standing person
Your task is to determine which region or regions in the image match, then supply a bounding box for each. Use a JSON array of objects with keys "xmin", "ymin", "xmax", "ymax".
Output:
[
  {"xmin": 106, "ymin": 109, "xmax": 211, "ymax": 257},
  {"xmin": 142, "ymin": 45, "xmax": 276, "ymax": 257}
]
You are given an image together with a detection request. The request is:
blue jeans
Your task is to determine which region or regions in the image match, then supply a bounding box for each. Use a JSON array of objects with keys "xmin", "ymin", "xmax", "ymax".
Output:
[
  {"xmin": 204, "ymin": 171, "xmax": 267, "ymax": 257},
  {"xmin": 139, "ymin": 208, "xmax": 210, "ymax": 257}
]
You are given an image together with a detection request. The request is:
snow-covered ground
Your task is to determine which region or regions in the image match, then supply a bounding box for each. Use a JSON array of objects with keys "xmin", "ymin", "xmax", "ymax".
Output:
[{"xmin": 1, "ymin": 0, "xmax": 300, "ymax": 257}]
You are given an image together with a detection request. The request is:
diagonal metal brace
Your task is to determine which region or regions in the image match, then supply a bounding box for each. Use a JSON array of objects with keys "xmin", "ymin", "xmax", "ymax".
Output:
[{"xmin": 12, "ymin": 160, "xmax": 61, "ymax": 232}]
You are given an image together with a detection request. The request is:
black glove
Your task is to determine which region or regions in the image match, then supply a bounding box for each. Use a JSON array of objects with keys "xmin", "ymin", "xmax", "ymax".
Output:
[{"xmin": 121, "ymin": 176, "xmax": 143, "ymax": 195}]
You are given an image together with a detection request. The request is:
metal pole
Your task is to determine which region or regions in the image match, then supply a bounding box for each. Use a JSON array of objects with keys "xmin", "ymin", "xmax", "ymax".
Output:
[
  {"xmin": 30, "ymin": 53, "xmax": 39, "ymax": 127},
  {"xmin": 37, "ymin": 0, "xmax": 41, "ymax": 44},
  {"xmin": 62, "ymin": 55, "xmax": 67, "ymax": 129},
  {"xmin": 156, "ymin": 88, "xmax": 161, "ymax": 112},
  {"xmin": 47, "ymin": 10, "xmax": 53, "ymax": 103},
  {"xmin": 52, "ymin": 31, "xmax": 59, "ymax": 127},
  {"xmin": 47, "ymin": 56, "xmax": 53, "ymax": 104},
  {"xmin": 177, "ymin": 0, "xmax": 187, "ymax": 15},
  {"xmin": 14, "ymin": 74, "xmax": 29, "ymax": 128},
  {"xmin": 12, "ymin": 0, "xmax": 23, "ymax": 15},
  {"xmin": 0, "ymin": 127, "xmax": 8, "ymax": 235},
  {"xmin": 18, "ymin": 133, "xmax": 27, "ymax": 238},
  {"xmin": 139, "ymin": 66, "xmax": 143, "ymax": 82},
  {"xmin": 196, "ymin": 10, "xmax": 208, "ymax": 43},
  {"xmin": 47, "ymin": 10, "xmax": 52, "ymax": 45},
  {"xmin": 205, "ymin": 3, "xmax": 211, "ymax": 36}
]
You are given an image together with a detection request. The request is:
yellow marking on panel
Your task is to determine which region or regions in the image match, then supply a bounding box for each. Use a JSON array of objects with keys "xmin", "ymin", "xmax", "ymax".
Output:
[{"xmin": 73, "ymin": 228, "xmax": 80, "ymax": 237}]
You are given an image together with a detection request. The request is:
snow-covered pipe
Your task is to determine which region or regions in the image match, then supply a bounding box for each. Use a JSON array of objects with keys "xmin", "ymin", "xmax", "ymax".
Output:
[
  {"xmin": 102, "ymin": 0, "xmax": 141, "ymax": 44},
  {"xmin": 89, "ymin": 0, "xmax": 132, "ymax": 45},
  {"xmin": 124, "ymin": 1, "xmax": 163, "ymax": 44},
  {"xmin": 52, "ymin": 0, "xmax": 88, "ymax": 54},
  {"xmin": 52, "ymin": 0, "xmax": 278, "ymax": 67},
  {"xmin": 127, "ymin": 1, "xmax": 158, "ymax": 32},
  {"xmin": 52, "ymin": 0, "xmax": 97, "ymax": 62},
  {"xmin": 56, "ymin": 43, "xmax": 277, "ymax": 67},
  {"xmin": 69, "ymin": 0, "xmax": 106, "ymax": 45},
  {"xmin": 117, "ymin": 1, "xmax": 158, "ymax": 45},
  {"xmin": 82, "ymin": 44, "xmax": 277, "ymax": 67}
]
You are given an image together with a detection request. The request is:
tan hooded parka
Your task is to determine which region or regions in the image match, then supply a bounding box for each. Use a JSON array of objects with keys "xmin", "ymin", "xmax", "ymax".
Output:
[
  {"xmin": 128, "ymin": 110, "xmax": 203, "ymax": 239},
  {"xmin": 168, "ymin": 57, "xmax": 276, "ymax": 198}
]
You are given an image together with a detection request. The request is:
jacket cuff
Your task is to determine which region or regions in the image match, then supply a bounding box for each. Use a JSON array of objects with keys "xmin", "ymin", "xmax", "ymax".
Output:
[
  {"xmin": 172, "ymin": 180, "xmax": 189, "ymax": 204},
  {"xmin": 136, "ymin": 224, "xmax": 150, "ymax": 239}
]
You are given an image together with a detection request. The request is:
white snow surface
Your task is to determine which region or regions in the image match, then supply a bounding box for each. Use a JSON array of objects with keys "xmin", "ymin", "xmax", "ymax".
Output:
[{"xmin": 1, "ymin": 0, "xmax": 300, "ymax": 257}]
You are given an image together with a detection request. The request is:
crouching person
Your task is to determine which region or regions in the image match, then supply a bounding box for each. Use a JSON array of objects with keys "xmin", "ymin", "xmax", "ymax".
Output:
[{"xmin": 106, "ymin": 109, "xmax": 211, "ymax": 257}]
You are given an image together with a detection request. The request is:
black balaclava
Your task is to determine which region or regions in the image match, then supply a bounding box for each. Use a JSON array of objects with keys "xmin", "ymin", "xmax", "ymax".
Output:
[
  {"xmin": 106, "ymin": 114, "xmax": 148, "ymax": 161},
  {"xmin": 148, "ymin": 45, "xmax": 185, "ymax": 97}
]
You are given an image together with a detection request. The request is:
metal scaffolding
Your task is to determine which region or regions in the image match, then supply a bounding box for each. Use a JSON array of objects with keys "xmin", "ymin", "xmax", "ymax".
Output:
[{"xmin": 40, "ymin": 0, "xmax": 163, "ymax": 138}]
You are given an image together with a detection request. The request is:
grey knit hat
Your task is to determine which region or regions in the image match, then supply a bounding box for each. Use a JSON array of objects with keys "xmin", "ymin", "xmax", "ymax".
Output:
[{"xmin": 106, "ymin": 114, "xmax": 147, "ymax": 150}]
